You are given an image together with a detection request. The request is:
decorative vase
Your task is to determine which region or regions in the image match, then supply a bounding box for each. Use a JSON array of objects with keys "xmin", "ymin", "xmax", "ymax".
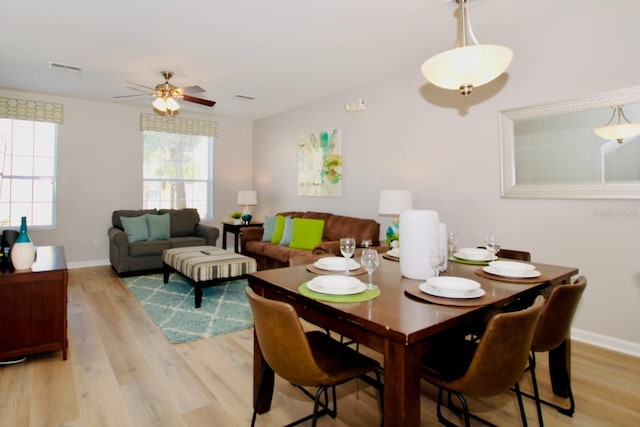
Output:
[
  {"xmin": 241, "ymin": 213, "xmax": 252, "ymax": 224},
  {"xmin": 10, "ymin": 216, "xmax": 35, "ymax": 271}
]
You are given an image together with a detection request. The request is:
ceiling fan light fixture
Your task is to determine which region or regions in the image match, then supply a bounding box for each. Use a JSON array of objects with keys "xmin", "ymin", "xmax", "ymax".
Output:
[
  {"xmin": 594, "ymin": 105, "xmax": 640, "ymax": 143},
  {"xmin": 152, "ymin": 96, "xmax": 168, "ymax": 112},
  {"xmin": 421, "ymin": 0, "xmax": 513, "ymax": 95},
  {"xmin": 165, "ymin": 97, "xmax": 180, "ymax": 112}
]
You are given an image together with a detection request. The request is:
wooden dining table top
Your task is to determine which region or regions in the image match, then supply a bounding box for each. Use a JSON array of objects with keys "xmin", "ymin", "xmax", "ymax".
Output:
[{"xmin": 249, "ymin": 257, "xmax": 578, "ymax": 346}]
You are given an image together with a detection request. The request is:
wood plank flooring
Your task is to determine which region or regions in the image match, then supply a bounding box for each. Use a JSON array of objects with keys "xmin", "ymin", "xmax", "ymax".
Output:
[{"xmin": 1, "ymin": 266, "xmax": 638, "ymax": 426}]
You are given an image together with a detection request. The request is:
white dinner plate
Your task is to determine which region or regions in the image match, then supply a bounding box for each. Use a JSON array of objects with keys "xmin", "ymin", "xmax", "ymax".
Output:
[
  {"xmin": 426, "ymin": 276, "xmax": 481, "ymax": 294},
  {"xmin": 483, "ymin": 266, "xmax": 542, "ymax": 279},
  {"xmin": 306, "ymin": 275, "xmax": 366, "ymax": 295},
  {"xmin": 453, "ymin": 251, "xmax": 497, "ymax": 262},
  {"xmin": 419, "ymin": 282, "xmax": 486, "ymax": 299},
  {"xmin": 314, "ymin": 257, "xmax": 360, "ymax": 271},
  {"xmin": 386, "ymin": 248, "xmax": 400, "ymax": 258}
]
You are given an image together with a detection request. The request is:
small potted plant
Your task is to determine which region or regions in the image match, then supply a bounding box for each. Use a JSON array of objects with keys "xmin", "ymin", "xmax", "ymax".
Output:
[{"xmin": 230, "ymin": 211, "xmax": 243, "ymax": 225}]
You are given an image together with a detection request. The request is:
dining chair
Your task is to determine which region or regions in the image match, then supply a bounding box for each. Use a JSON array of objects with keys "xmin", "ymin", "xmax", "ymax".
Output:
[
  {"xmin": 477, "ymin": 246, "xmax": 531, "ymax": 261},
  {"xmin": 246, "ymin": 287, "xmax": 383, "ymax": 427},
  {"xmin": 497, "ymin": 248, "xmax": 531, "ymax": 262},
  {"xmin": 420, "ymin": 296, "xmax": 544, "ymax": 427},
  {"xmin": 522, "ymin": 275, "xmax": 587, "ymax": 426}
]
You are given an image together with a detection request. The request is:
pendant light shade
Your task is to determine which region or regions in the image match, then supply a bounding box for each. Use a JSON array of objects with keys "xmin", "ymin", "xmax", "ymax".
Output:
[
  {"xmin": 594, "ymin": 105, "xmax": 640, "ymax": 143},
  {"xmin": 421, "ymin": 0, "xmax": 513, "ymax": 96},
  {"xmin": 152, "ymin": 96, "xmax": 180, "ymax": 114}
]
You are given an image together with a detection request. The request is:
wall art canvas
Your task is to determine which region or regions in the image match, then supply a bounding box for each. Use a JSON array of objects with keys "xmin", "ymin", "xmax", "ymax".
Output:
[{"xmin": 298, "ymin": 129, "xmax": 342, "ymax": 197}]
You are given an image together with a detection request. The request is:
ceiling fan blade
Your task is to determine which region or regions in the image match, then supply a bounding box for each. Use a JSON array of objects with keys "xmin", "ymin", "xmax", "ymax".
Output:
[
  {"xmin": 124, "ymin": 81, "xmax": 156, "ymax": 91},
  {"xmin": 183, "ymin": 94, "xmax": 216, "ymax": 107},
  {"xmin": 181, "ymin": 85, "xmax": 205, "ymax": 94},
  {"xmin": 113, "ymin": 93, "xmax": 151, "ymax": 99}
]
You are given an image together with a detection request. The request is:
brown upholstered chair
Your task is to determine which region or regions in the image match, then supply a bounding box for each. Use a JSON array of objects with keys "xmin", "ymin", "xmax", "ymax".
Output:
[
  {"xmin": 246, "ymin": 287, "xmax": 382, "ymax": 427},
  {"xmin": 523, "ymin": 276, "xmax": 587, "ymax": 426},
  {"xmin": 497, "ymin": 248, "xmax": 531, "ymax": 262},
  {"xmin": 420, "ymin": 296, "xmax": 544, "ymax": 427},
  {"xmin": 477, "ymin": 246, "xmax": 531, "ymax": 261}
]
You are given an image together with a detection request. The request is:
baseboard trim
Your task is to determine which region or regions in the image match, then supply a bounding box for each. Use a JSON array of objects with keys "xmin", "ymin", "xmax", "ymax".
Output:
[
  {"xmin": 68, "ymin": 259, "xmax": 110, "ymax": 269},
  {"xmin": 572, "ymin": 328, "xmax": 640, "ymax": 358}
]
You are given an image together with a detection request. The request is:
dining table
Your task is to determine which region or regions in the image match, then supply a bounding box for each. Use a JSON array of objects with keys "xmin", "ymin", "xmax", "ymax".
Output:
[{"xmin": 248, "ymin": 256, "xmax": 578, "ymax": 427}]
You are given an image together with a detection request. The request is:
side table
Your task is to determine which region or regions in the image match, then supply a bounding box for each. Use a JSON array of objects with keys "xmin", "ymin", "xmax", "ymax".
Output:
[
  {"xmin": 221, "ymin": 221, "xmax": 263, "ymax": 253},
  {"xmin": 0, "ymin": 245, "xmax": 68, "ymax": 361}
]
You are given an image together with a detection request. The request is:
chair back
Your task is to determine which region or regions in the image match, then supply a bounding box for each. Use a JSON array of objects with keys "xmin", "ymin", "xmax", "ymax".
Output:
[
  {"xmin": 246, "ymin": 287, "xmax": 330, "ymax": 386},
  {"xmin": 448, "ymin": 296, "xmax": 544, "ymax": 397},
  {"xmin": 532, "ymin": 276, "xmax": 586, "ymax": 353},
  {"xmin": 497, "ymin": 249, "xmax": 531, "ymax": 261}
]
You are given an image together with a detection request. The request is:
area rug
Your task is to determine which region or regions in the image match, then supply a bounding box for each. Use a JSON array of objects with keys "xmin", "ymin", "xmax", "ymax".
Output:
[{"xmin": 122, "ymin": 273, "xmax": 253, "ymax": 344}]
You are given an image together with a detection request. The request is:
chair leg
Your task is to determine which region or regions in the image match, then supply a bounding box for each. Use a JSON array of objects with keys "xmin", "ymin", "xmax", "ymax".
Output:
[
  {"xmin": 528, "ymin": 354, "xmax": 544, "ymax": 427},
  {"xmin": 519, "ymin": 352, "xmax": 575, "ymax": 419},
  {"xmin": 514, "ymin": 381, "xmax": 529, "ymax": 427}
]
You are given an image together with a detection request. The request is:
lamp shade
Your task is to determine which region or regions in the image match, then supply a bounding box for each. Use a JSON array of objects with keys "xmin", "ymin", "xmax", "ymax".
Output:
[
  {"xmin": 152, "ymin": 97, "xmax": 167, "ymax": 112},
  {"xmin": 594, "ymin": 123, "xmax": 640, "ymax": 142},
  {"xmin": 379, "ymin": 190, "xmax": 413, "ymax": 216},
  {"xmin": 237, "ymin": 190, "xmax": 257, "ymax": 206},
  {"xmin": 594, "ymin": 106, "xmax": 640, "ymax": 143},
  {"xmin": 421, "ymin": 44, "xmax": 513, "ymax": 94},
  {"xmin": 421, "ymin": 0, "xmax": 513, "ymax": 96}
]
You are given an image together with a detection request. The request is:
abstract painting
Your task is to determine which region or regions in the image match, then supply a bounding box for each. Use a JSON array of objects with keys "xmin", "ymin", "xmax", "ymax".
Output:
[{"xmin": 298, "ymin": 129, "xmax": 342, "ymax": 197}]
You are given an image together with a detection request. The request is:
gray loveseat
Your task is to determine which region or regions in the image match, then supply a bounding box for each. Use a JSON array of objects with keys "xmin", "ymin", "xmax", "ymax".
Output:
[{"xmin": 108, "ymin": 208, "xmax": 219, "ymax": 275}]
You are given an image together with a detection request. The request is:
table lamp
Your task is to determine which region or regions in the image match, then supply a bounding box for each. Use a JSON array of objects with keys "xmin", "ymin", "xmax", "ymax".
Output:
[
  {"xmin": 237, "ymin": 190, "xmax": 257, "ymax": 224},
  {"xmin": 378, "ymin": 190, "xmax": 413, "ymax": 246}
]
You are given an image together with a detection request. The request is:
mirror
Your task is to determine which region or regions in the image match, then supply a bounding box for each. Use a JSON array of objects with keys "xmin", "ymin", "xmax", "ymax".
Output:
[{"xmin": 499, "ymin": 85, "xmax": 640, "ymax": 199}]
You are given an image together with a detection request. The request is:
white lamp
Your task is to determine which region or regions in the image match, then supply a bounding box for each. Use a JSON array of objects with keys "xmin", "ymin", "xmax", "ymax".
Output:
[
  {"xmin": 421, "ymin": 0, "xmax": 513, "ymax": 96},
  {"xmin": 237, "ymin": 190, "xmax": 257, "ymax": 224},
  {"xmin": 379, "ymin": 190, "xmax": 413, "ymax": 245},
  {"xmin": 594, "ymin": 105, "xmax": 640, "ymax": 143}
]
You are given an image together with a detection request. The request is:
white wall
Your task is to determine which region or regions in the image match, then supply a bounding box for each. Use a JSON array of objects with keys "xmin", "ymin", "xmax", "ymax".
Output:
[
  {"xmin": 0, "ymin": 88, "xmax": 254, "ymax": 267},
  {"xmin": 252, "ymin": 2, "xmax": 640, "ymax": 351}
]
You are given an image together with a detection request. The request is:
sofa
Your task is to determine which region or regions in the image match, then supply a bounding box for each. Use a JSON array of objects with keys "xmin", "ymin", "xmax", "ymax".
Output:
[
  {"xmin": 239, "ymin": 211, "xmax": 382, "ymax": 270},
  {"xmin": 108, "ymin": 208, "xmax": 219, "ymax": 275}
]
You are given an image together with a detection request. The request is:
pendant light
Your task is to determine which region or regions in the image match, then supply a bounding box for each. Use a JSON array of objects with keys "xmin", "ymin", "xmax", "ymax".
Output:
[
  {"xmin": 421, "ymin": 0, "xmax": 513, "ymax": 96},
  {"xmin": 594, "ymin": 105, "xmax": 640, "ymax": 143}
]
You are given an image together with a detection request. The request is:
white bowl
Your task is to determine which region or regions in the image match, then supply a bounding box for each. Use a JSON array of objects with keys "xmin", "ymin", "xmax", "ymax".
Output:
[
  {"xmin": 425, "ymin": 277, "xmax": 481, "ymax": 295},
  {"xmin": 456, "ymin": 247, "xmax": 492, "ymax": 261},
  {"xmin": 488, "ymin": 260, "xmax": 535, "ymax": 276}
]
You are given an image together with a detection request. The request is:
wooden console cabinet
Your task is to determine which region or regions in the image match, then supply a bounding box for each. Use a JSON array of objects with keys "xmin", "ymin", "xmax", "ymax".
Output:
[{"xmin": 0, "ymin": 245, "xmax": 68, "ymax": 360}]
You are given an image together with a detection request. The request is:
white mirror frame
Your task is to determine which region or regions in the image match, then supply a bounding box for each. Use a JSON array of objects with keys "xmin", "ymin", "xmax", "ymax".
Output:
[{"xmin": 499, "ymin": 85, "xmax": 640, "ymax": 199}]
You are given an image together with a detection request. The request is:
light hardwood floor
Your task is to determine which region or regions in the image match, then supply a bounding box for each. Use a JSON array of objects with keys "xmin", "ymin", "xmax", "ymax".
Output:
[{"xmin": 1, "ymin": 266, "xmax": 638, "ymax": 426}]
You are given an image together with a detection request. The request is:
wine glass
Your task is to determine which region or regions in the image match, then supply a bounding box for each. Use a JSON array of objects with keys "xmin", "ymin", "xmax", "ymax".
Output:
[
  {"xmin": 447, "ymin": 231, "xmax": 458, "ymax": 258},
  {"xmin": 429, "ymin": 249, "xmax": 445, "ymax": 277},
  {"xmin": 485, "ymin": 235, "xmax": 501, "ymax": 258},
  {"xmin": 360, "ymin": 248, "xmax": 379, "ymax": 290},
  {"xmin": 339, "ymin": 237, "xmax": 356, "ymax": 274}
]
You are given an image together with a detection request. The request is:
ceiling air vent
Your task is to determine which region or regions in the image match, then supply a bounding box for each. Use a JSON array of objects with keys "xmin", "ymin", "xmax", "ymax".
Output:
[{"xmin": 48, "ymin": 62, "xmax": 82, "ymax": 73}]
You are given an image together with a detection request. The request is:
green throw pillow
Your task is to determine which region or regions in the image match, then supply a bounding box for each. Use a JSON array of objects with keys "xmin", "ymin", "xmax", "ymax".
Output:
[
  {"xmin": 270, "ymin": 215, "xmax": 286, "ymax": 244},
  {"xmin": 261, "ymin": 216, "xmax": 276, "ymax": 242},
  {"xmin": 147, "ymin": 213, "xmax": 171, "ymax": 241},
  {"xmin": 279, "ymin": 216, "xmax": 294, "ymax": 246},
  {"xmin": 120, "ymin": 215, "xmax": 149, "ymax": 243},
  {"xmin": 289, "ymin": 218, "xmax": 325, "ymax": 250}
]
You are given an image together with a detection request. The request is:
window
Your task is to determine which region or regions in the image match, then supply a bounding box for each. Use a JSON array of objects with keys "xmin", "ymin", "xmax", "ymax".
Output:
[
  {"xmin": 143, "ymin": 131, "xmax": 213, "ymax": 220},
  {"xmin": 0, "ymin": 118, "xmax": 57, "ymax": 228}
]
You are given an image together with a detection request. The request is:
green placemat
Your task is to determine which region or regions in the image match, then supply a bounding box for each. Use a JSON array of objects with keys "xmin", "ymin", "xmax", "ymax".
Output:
[
  {"xmin": 298, "ymin": 283, "xmax": 380, "ymax": 303},
  {"xmin": 449, "ymin": 256, "xmax": 499, "ymax": 266}
]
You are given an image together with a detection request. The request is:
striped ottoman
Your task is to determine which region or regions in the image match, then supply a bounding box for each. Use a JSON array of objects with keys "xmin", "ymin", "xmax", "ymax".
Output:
[{"xmin": 162, "ymin": 246, "xmax": 257, "ymax": 308}]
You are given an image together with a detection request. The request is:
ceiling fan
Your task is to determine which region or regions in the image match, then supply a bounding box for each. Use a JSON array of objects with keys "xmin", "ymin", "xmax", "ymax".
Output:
[{"xmin": 114, "ymin": 71, "xmax": 216, "ymax": 115}]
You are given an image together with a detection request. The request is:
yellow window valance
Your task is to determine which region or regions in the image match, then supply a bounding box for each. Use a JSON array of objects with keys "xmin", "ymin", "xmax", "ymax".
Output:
[
  {"xmin": 0, "ymin": 97, "xmax": 64, "ymax": 124},
  {"xmin": 139, "ymin": 113, "xmax": 218, "ymax": 137}
]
